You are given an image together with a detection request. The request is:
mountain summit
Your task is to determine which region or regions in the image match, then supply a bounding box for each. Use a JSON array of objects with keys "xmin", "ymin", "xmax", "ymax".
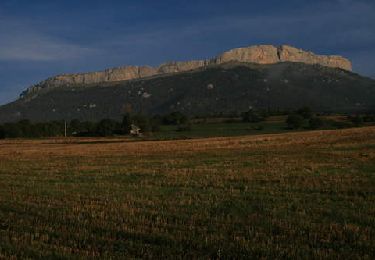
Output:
[{"xmin": 21, "ymin": 45, "xmax": 352, "ymax": 97}]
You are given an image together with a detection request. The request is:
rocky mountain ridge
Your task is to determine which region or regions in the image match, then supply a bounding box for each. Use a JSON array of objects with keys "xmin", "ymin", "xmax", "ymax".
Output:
[
  {"xmin": 21, "ymin": 45, "xmax": 352, "ymax": 97},
  {"xmin": 2, "ymin": 61, "xmax": 374, "ymax": 123}
]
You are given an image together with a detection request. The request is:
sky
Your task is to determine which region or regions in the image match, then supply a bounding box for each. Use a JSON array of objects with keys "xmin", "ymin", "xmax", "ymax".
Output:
[{"xmin": 0, "ymin": 0, "xmax": 374, "ymax": 105}]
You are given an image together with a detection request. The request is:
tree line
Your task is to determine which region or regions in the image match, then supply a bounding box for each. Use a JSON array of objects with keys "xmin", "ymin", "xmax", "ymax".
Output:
[
  {"xmin": 240, "ymin": 106, "xmax": 375, "ymax": 130},
  {"xmin": 285, "ymin": 107, "xmax": 375, "ymax": 130},
  {"xmin": 1, "ymin": 109, "xmax": 374, "ymax": 139},
  {"xmin": 0, "ymin": 112, "xmax": 190, "ymax": 139}
]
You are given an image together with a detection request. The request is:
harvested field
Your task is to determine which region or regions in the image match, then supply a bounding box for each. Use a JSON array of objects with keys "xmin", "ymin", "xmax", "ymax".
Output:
[{"xmin": 0, "ymin": 127, "xmax": 374, "ymax": 258}]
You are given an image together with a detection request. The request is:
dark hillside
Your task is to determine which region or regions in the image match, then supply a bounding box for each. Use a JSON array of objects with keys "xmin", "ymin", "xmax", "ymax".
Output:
[{"xmin": 0, "ymin": 62, "xmax": 374, "ymax": 122}]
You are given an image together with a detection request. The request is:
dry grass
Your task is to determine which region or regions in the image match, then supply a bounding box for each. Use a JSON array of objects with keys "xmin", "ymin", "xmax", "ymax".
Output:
[{"xmin": 0, "ymin": 127, "xmax": 374, "ymax": 258}]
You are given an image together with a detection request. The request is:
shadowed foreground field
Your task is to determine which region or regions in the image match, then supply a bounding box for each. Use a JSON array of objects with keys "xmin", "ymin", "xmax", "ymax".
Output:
[{"xmin": 0, "ymin": 127, "xmax": 374, "ymax": 258}]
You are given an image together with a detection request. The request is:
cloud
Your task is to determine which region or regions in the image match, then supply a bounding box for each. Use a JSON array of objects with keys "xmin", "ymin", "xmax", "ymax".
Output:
[
  {"xmin": 0, "ymin": 36, "xmax": 95, "ymax": 61},
  {"xmin": 0, "ymin": 15, "xmax": 97, "ymax": 61}
]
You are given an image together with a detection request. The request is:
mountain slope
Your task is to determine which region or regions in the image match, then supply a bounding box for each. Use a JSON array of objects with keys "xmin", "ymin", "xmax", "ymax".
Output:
[
  {"xmin": 20, "ymin": 44, "xmax": 351, "ymax": 98},
  {"xmin": 0, "ymin": 62, "xmax": 374, "ymax": 122}
]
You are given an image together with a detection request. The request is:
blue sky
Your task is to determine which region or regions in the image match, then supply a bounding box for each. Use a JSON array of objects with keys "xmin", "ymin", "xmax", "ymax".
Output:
[{"xmin": 0, "ymin": 0, "xmax": 374, "ymax": 104}]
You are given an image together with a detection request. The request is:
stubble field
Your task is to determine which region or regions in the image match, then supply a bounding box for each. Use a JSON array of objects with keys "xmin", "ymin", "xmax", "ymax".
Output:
[{"xmin": 0, "ymin": 127, "xmax": 374, "ymax": 258}]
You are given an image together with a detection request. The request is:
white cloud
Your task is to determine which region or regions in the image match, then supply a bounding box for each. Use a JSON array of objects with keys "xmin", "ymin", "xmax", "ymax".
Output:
[{"xmin": 0, "ymin": 16, "xmax": 97, "ymax": 61}]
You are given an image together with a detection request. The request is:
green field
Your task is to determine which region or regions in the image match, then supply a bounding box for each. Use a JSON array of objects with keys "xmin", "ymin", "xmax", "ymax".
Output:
[
  {"xmin": 151, "ymin": 120, "xmax": 287, "ymax": 140},
  {"xmin": 148, "ymin": 115, "xmax": 371, "ymax": 140},
  {"xmin": 0, "ymin": 127, "xmax": 374, "ymax": 258}
]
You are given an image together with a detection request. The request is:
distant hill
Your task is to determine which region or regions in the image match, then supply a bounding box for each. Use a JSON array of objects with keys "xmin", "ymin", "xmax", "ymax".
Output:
[{"xmin": 0, "ymin": 62, "xmax": 374, "ymax": 122}]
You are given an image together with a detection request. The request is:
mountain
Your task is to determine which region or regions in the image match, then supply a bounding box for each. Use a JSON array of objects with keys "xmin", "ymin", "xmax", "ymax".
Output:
[
  {"xmin": 0, "ymin": 45, "xmax": 374, "ymax": 123},
  {"xmin": 20, "ymin": 45, "xmax": 351, "ymax": 98}
]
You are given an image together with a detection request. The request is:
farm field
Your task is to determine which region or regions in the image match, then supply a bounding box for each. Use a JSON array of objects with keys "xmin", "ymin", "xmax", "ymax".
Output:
[
  {"xmin": 152, "ymin": 120, "xmax": 288, "ymax": 140},
  {"xmin": 147, "ymin": 115, "xmax": 370, "ymax": 141},
  {"xmin": 0, "ymin": 127, "xmax": 374, "ymax": 258}
]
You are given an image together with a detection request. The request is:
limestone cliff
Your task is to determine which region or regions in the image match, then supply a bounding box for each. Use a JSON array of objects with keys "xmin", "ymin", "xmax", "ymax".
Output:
[
  {"xmin": 21, "ymin": 45, "xmax": 352, "ymax": 97},
  {"xmin": 277, "ymin": 45, "xmax": 352, "ymax": 71},
  {"xmin": 214, "ymin": 45, "xmax": 352, "ymax": 71},
  {"xmin": 214, "ymin": 45, "xmax": 280, "ymax": 65}
]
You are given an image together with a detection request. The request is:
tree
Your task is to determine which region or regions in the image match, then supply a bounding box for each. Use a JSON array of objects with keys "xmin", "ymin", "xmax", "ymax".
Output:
[
  {"xmin": 121, "ymin": 114, "xmax": 132, "ymax": 134},
  {"xmin": 363, "ymin": 114, "xmax": 375, "ymax": 122},
  {"xmin": 131, "ymin": 114, "xmax": 151, "ymax": 133},
  {"xmin": 162, "ymin": 112, "xmax": 188, "ymax": 125},
  {"xmin": 296, "ymin": 106, "xmax": 313, "ymax": 119},
  {"xmin": 286, "ymin": 114, "xmax": 304, "ymax": 129},
  {"xmin": 241, "ymin": 110, "xmax": 264, "ymax": 123},
  {"xmin": 49, "ymin": 121, "xmax": 65, "ymax": 137},
  {"xmin": 309, "ymin": 117, "xmax": 324, "ymax": 130},
  {"xmin": 0, "ymin": 125, "xmax": 5, "ymax": 139},
  {"xmin": 349, "ymin": 115, "xmax": 364, "ymax": 126},
  {"xmin": 17, "ymin": 119, "xmax": 32, "ymax": 137},
  {"xmin": 150, "ymin": 116, "xmax": 161, "ymax": 132},
  {"xmin": 70, "ymin": 119, "xmax": 82, "ymax": 134},
  {"xmin": 96, "ymin": 119, "xmax": 117, "ymax": 136},
  {"xmin": 2, "ymin": 123, "xmax": 23, "ymax": 138},
  {"xmin": 81, "ymin": 121, "xmax": 97, "ymax": 134}
]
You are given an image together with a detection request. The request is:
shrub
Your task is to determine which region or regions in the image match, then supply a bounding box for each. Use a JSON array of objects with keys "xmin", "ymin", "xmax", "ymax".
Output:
[
  {"xmin": 253, "ymin": 125, "xmax": 264, "ymax": 131},
  {"xmin": 69, "ymin": 119, "xmax": 82, "ymax": 135},
  {"xmin": 348, "ymin": 115, "xmax": 364, "ymax": 126},
  {"xmin": 286, "ymin": 114, "xmax": 304, "ymax": 129},
  {"xmin": 0, "ymin": 125, "xmax": 5, "ymax": 139},
  {"xmin": 2, "ymin": 123, "xmax": 23, "ymax": 138},
  {"xmin": 162, "ymin": 112, "xmax": 189, "ymax": 125},
  {"xmin": 77, "ymin": 121, "xmax": 97, "ymax": 136},
  {"xmin": 309, "ymin": 117, "xmax": 324, "ymax": 130},
  {"xmin": 331, "ymin": 121, "xmax": 353, "ymax": 129},
  {"xmin": 363, "ymin": 114, "xmax": 375, "ymax": 122},
  {"xmin": 121, "ymin": 114, "xmax": 132, "ymax": 134},
  {"xmin": 176, "ymin": 124, "xmax": 192, "ymax": 132},
  {"xmin": 96, "ymin": 119, "xmax": 118, "ymax": 136},
  {"xmin": 241, "ymin": 110, "xmax": 265, "ymax": 123},
  {"xmin": 150, "ymin": 116, "xmax": 161, "ymax": 132},
  {"xmin": 296, "ymin": 106, "xmax": 313, "ymax": 119}
]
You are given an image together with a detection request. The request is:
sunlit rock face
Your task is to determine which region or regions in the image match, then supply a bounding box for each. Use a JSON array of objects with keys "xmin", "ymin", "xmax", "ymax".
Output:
[
  {"xmin": 277, "ymin": 45, "xmax": 352, "ymax": 71},
  {"xmin": 214, "ymin": 45, "xmax": 280, "ymax": 65},
  {"xmin": 213, "ymin": 45, "xmax": 351, "ymax": 70},
  {"xmin": 21, "ymin": 44, "xmax": 352, "ymax": 97}
]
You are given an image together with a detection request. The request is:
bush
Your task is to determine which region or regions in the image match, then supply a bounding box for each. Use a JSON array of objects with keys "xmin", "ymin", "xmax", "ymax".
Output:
[
  {"xmin": 162, "ymin": 112, "xmax": 189, "ymax": 125},
  {"xmin": 69, "ymin": 119, "xmax": 82, "ymax": 135},
  {"xmin": 96, "ymin": 119, "xmax": 118, "ymax": 136},
  {"xmin": 150, "ymin": 116, "xmax": 161, "ymax": 132},
  {"xmin": 2, "ymin": 123, "xmax": 23, "ymax": 138},
  {"xmin": 75, "ymin": 121, "xmax": 97, "ymax": 136},
  {"xmin": 0, "ymin": 126, "xmax": 5, "ymax": 139},
  {"xmin": 286, "ymin": 114, "xmax": 304, "ymax": 129},
  {"xmin": 363, "ymin": 114, "xmax": 375, "ymax": 122},
  {"xmin": 309, "ymin": 117, "xmax": 324, "ymax": 130},
  {"xmin": 121, "ymin": 114, "xmax": 132, "ymax": 134},
  {"xmin": 131, "ymin": 114, "xmax": 151, "ymax": 133},
  {"xmin": 331, "ymin": 121, "xmax": 353, "ymax": 129},
  {"xmin": 241, "ymin": 110, "xmax": 265, "ymax": 123},
  {"xmin": 296, "ymin": 106, "xmax": 313, "ymax": 119},
  {"xmin": 348, "ymin": 115, "xmax": 364, "ymax": 126},
  {"xmin": 176, "ymin": 124, "xmax": 192, "ymax": 132}
]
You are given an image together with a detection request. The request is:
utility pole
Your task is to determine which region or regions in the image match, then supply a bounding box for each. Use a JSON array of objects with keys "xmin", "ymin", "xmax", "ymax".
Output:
[{"xmin": 266, "ymin": 86, "xmax": 271, "ymax": 113}]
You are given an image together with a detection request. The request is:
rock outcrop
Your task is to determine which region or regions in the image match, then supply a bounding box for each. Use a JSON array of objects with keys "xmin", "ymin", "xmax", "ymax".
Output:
[
  {"xmin": 277, "ymin": 45, "xmax": 352, "ymax": 71},
  {"xmin": 157, "ymin": 60, "xmax": 209, "ymax": 74},
  {"xmin": 214, "ymin": 45, "xmax": 352, "ymax": 71},
  {"xmin": 21, "ymin": 45, "xmax": 352, "ymax": 97},
  {"xmin": 214, "ymin": 45, "xmax": 280, "ymax": 65}
]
